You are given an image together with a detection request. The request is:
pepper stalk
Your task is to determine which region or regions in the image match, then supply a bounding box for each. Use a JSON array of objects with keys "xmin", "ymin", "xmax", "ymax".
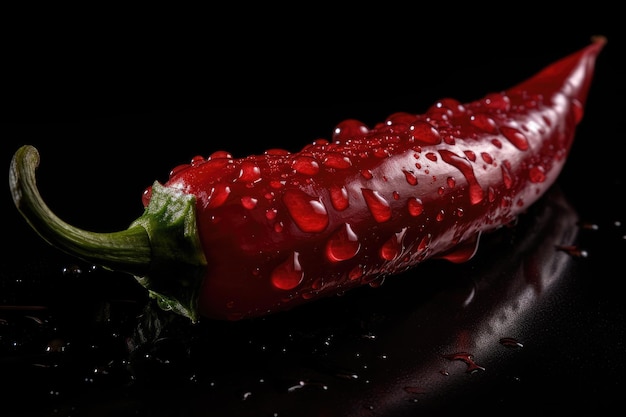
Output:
[{"xmin": 9, "ymin": 145, "xmax": 207, "ymax": 322}]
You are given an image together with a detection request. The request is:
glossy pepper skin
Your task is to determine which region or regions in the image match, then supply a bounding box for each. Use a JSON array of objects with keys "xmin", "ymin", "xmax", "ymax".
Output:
[{"xmin": 9, "ymin": 37, "xmax": 605, "ymax": 322}]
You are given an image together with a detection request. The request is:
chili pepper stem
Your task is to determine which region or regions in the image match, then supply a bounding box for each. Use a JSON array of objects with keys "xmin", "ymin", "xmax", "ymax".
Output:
[{"xmin": 9, "ymin": 145, "xmax": 207, "ymax": 322}]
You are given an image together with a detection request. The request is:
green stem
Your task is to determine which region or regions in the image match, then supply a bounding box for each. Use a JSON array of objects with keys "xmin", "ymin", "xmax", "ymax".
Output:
[
  {"xmin": 9, "ymin": 145, "xmax": 207, "ymax": 322},
  {"xmin": 9, "ymin": 145, "xmax": 152, "ymax": 275}
]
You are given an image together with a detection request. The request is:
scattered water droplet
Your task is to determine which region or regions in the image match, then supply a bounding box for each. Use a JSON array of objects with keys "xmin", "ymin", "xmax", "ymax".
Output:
[
  {"xmin": 241, "ymin": 196, "xmax": 258, "ymax": 209},
  {"xmin": 265, "ymin": 208, "xmax": 278, "ymax": 220},
  {"xmin": 425, "ymin": 152, "xmax": 437, "ymax": 162},
  {"xmin": 323, "ymin": 153, "xmax": 352, "ymax": 169},
  {"xmin": 437, "ymin": 233, "xmax": 481, "ymax": 263},
  {"xmin": 470, "ymin": 113, "xmax": 498, "ymax": 134},
  {"xmin": 286, "ymin": 380, "xmax": 329, "ymax": 393},
  {"xmin": 326, "ymin": 224, "xmax": 361, "ymax": 262},
  {"xmin": 555, "ymin": 244, "xmax": 588, "ymax": 258},
  {"xmin": 407, "ymin": 197, "xmax": 424, "ymax": 217},
  {"xmin": 207, "ymin": 184, "xmax": 231, "ymax": 208},
  {"xmin": 438, "ymin": 149, "xmax": 484, "ymax": 205},
  {"xmin": 238, "ymin": 161, "xmax": 262, "ymax": 182},
  {"xmin": 283, "ymin": 190, "xmax": 329, "ymax": 232},
  {"xmin": 271, "ymin": 252, "xmax": 304, "ymax": 290},
  {"xmin": 293, "ymin": 156, "xmax": 320, "ymax": 176},
  {"xmin": 348, "ymin": 265, "xmax": 364, "ymax": 280},
  {"xmin": 482, "ymin": 92, "xmax": 511, "ymax": 111},
  {"xmin": 62, "ymin": 264, "xmax": 84, "ymax": 277},
  {"xmin": 403, "ymin": 170, "xmax": 418, "ymax": 185},
  {"xmin": 332, "ymin": 119, "xmax": 369, "ymax": 141},
  {"xmin": 528, "ymin": 165, "xmax": 546, "ymax": 183},
  {"xmin": 480, "ymin": 152, "xmax": 494, "ymax": 165},
  {"xmin": 361, "ymin": 169, "xmax": 373, "ymax": 180},
  {"xmin": 361, "ymin": 188, "xmax": 392, "ymax": 223},
  {"xmin": 409, "ymin": 121, "xmax": 442, "ymax": 145},
  {"xmin": 329, "ymin": 185, "xmax": 349, "ymax": 211},
  {"xmin": 578, "ymin": 221, "xmax": 599, "ymax": 230},
  {"xmin": 380, "ymin": 229, "xmax": 406, "ymax": 261},
  {"xmin": 463, "ymin": 150, "xmax": 476, "ymax": 162},
  {"xmin": 500, "ymin": 126, "xmax": 529, "ymax": 151},
  {"xmin": 501, "ymin": 163, "xmax": 513, "ymax": 189},
  {"xmin": 208, "ymin": 150, "xmax": 233, "ymax": 160},
  {"xmin": 571, "ymin": 98, "xmax": 584, "ymax": 124},
  {"xmin": 499, "ymin": 337, "xmax": 524, "ymax": 348},
  {"xmin": 442, "ymin": 352, "xmax": 485, "ymax": 373}
]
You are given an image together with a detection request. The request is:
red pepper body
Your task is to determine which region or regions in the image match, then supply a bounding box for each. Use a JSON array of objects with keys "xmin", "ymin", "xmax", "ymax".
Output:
[{"xmin": 140, "ymin": 37, "xmax": 605, "ymax": 320}]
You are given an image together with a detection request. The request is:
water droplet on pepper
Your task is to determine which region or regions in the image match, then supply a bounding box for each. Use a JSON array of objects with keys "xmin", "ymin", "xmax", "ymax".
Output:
[
  {"xmin": 408, "ymin": 120, "xmax": 442, "ymax": 145},
  {"xmin": 271, "ymin": 252, "xmax": 304, "ymax": 290},
  {"xmin": 439, "ymin": 149, "xmax": 484, "ymax": 205},
  {"xmin": 326, "ymin": 223, "xmax": 361, "ymax": 262},
  {"xmin": 500, "ymin": 126, "xmax": 529, "ymax": 151},
  {"xmin": 407, "ymin": 197, "xmax": 424, "ymax": 216},
  {"xmin": 292, "ymin": 156, "xmax": 320, "ymax": 176},
  {"xmin": 283, "ymin": 190, "xmax": 329, "ymax": 232},
  {"xmin": 528, "ymin": 165, "xmax": 546, "ymax": 183},
  {"xmin": 361, "ymin": 188, "xmax": 392, "ymax": 223}
]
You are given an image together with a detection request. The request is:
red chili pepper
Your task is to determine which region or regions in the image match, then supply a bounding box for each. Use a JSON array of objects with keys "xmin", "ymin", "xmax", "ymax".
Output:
[{"xmin": 9, "ymin": 36, "xmax": 606, "ymax": 322}]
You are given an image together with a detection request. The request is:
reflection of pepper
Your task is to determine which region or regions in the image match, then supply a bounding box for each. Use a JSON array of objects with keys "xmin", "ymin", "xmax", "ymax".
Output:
[{"xmin": 9, "ymin": 37, "xmax": 605, "ymax": 322}]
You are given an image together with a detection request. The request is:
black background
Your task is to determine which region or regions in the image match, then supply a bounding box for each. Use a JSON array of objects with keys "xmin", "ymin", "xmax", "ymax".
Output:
[{"xmin": 2, "ymin": 6, "xmax": 625, "ymax": 417}]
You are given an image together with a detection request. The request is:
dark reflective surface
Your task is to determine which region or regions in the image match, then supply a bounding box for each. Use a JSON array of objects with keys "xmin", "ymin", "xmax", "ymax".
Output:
[{"xmin": 2, "ymin": 24, "xmax": 625, "ymax": 417}]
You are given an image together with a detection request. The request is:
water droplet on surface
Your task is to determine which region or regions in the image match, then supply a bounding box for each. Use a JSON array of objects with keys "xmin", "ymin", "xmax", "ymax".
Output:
[
  {"xmin": 333, "ymin": 119, "xmax": 369, "ymax": 141},
  {"xmin": 470, "ymin": 113, "xmax": 498, "ymax": 133},
  {"xmin": 500, "ymin": 126, "xmax": 529, "ymax": 151},
  {"xmin": 442, "ymin": 352, "xmax": 485, "ymax": 373},
  {"xmin": 403, "ymin": 170, "xmax": 418, "ymax": 185},
  {"xmin": 238, "ymin": 161, "xmax": 262, "ymax": 182},
  {"xmin": 283, "ymin": 190, "xmax": 329, "ymax": 232},
  {"xmin": 241, "ymin": 196, "xmax": 258, "ymax": 209},
  {"xmin": 425, "ymin": 152, "xmax": 437, "ymax": 162},
  {"xmin": 407, "ymin": 197, "xmax": 424, "ymax": 216},
  {"xmin": 326, "ymin": 224, "xmax": 361, "ymax": 262},
  {"xmin": 361, "ymin": 169, "xmax": 373, "ymax": 179},
  {"xmin": 409, "ymin": 121, "xmax": 442, "ymax": 145},
  {"xmin": 348, "ymin": 265, "xmax": 364, "ymax": 280},
  {"xmin": 501, "ymin": 164, "xmax": 513, "ymax": 189},
  {"xmin": 265, "ymin": 208, "xmax": 278, "ymax": 220},
  {"xmin": 499, "ymin": 337, "xmax": 524, "ymax": 348},
  {"xmin": 293, "ymin": 156, "xmax": 320, "ymax": 175},
  {"xmin": 264, "ymin": 148, "xmax": 291, "ymax": 156},
  {"xmin": 528, "ymin": 165, "xmax": 546, "ymax": 183},
  {"xmin": 322, "ymin": 153, "xmax": 352, "ymax": 169},
  {"xmin": 208, "ymin": 150, "xmax": 233, "ymax": 160},
  {"xmin": 439, "ymin": 150, "xmax": 484, "ymax": 204},
  {"xmin": 463, "ymin": 150, "xmax": 476, "ymax": 162},
  {"xmin": 571, "ymin": 98, "xmax": 584, "ymax": 124},
  {"xmin": 555, "ymin": 244, "xmax": 588, "ymax": 258},
  {"xmin": 190, "ymin": 155, "xmax": 207, "ymax": 166},
  {"xmin": 207, "ymin": 185, "xmax": 231, "ymax": 208},
  {"xmin": 436, "ymin": 233, "xmax": 481, "ymax": 263},
  {"xmin": 361, "ymin": 188, "xmax": 392, "ymax": 223},
  {"xmin": 329, "ymin": 185, "xmax": 349, "ymax": 211},
  {"xmin": 480, "ymin": 152, "xmax": 493, "ymax": 165},
  {"xmin": 271, "ymin": 252, "xmax": 304, "ymax": 290},
  {"xmin": 482, "ymin": 92, "xmax": 511, "ymax": 111},
  {"xmin": 380, "ymin": 229, "xmax": 406, "ymax": 261}
]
